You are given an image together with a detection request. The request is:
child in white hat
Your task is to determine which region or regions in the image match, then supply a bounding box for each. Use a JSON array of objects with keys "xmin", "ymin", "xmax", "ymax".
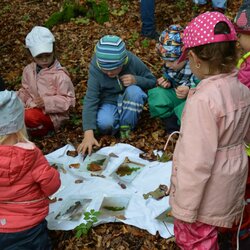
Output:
[
  {"xmin": 0, "ymin": 90, "xmax": 60, "ymax": 249},
  {"xmin": 18, "ymin": 26, "xmax": 75, "ymax": 137},
  {"xmin": 169, "ymin": 12, "xmax": 250, "ymax": 249}
]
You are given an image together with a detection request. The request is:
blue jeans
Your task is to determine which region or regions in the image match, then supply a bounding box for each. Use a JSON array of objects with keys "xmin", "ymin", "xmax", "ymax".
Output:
[
  {"xmin": 193, "ymin": 0, "xmax": 227, "ymax": 9},
  {"xmin": 96, "ymin": 85, "xmax": 147, "ymax": 134},
  {"xmin": 140, "ymin": 0, "xmax": 156, "ymax": 36},
  {"xmin": 0, "ymin": 220, "xmax": 51, "ymax": 250}
]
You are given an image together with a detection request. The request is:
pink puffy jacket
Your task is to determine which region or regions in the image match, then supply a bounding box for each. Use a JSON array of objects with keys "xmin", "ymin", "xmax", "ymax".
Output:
[
  {"xmin": 170, "ymin": 71, "xmax": 250, "ymax": 228},
  {"xmin": 18, "ymin": 60, "xmax": 75, "ymax": 131},
  {"xmin": 0, "ymin": 142, "xmax": 60, "ymax": 232}
]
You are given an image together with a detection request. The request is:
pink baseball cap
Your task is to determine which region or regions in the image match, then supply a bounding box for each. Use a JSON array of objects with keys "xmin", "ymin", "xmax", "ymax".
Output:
[{"xmin": 178, "ymin": 11, "xmax": 237, "ymax": 63}]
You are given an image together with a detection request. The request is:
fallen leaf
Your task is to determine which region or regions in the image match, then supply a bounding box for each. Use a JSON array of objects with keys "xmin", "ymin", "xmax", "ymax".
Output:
[
  {"xmin": 66, "ymin": 150, "xmax": 78, "ymax": 157},
  {"xmin": 69, "ymin": 163, "xmax": 80, "ymax": 169}
]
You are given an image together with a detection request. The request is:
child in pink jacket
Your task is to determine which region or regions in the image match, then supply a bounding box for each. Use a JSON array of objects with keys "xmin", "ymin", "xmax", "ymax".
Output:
[
  {"xmin": 169, "ymin": 12, "xmax": 250, "ymax": 250},
  {"xmin": 18, "ymin": 26, "xmax": 75, "ymax": 137},
  {"xmin": 235, "ymin": 0, "xmax": 250, "ymax": 89},
  {"xmin": 0, "ymin": 90, "xmax": 61, "ymax": 249},
  {"xmin": 233, "ymin": 0, "xmax": 250, "ymax": 245}
]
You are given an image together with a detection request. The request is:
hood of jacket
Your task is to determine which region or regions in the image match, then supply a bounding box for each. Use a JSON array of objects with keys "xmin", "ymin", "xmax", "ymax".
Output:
[{"xmin": 0, "ymin": 143, "xmax": 36, "ymax": 187}]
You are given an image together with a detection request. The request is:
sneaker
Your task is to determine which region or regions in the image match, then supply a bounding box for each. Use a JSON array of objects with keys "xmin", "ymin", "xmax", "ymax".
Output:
[{"xmin": 120, "ymin": 125, "xmax": 131, "ymax": 139}]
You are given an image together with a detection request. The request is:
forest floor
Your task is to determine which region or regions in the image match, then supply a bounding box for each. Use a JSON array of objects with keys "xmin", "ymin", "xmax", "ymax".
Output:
[{"xmin": 0, "ymin": 0, "xmax": 242, "ymax": 249}]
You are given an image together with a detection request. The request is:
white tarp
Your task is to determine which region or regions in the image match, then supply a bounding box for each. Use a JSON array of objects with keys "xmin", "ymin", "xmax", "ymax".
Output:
[{"xmin": 45, "ymin": 143, "xmax": 174, "ymax": 239}]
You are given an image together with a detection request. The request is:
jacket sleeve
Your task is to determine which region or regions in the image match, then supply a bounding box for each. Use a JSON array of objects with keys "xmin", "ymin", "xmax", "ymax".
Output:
[
  {"xmin": 238, "ymin": 59, "xmax": 250, "ymax": 89},
  {"xmin": 31, "ymin": 147, "xmax": 61, "ymax": 196},
  {"xmin": 172, "ymin": 97, "xmax": 218, "ymax": 222},
  {"xmin": 82, "ymin": 62, "xmax": 101, "ymax": 131},
  {"xmin": 130, "ymin": 54, "xmax": 157, "ymax": 90},
  {"xmin": 43, "ymin": 71, "xmax": 75, "ymax": 114},
  {"xmin": 18, "ymin": 66, "xmax": 35, "ymax": 107}
]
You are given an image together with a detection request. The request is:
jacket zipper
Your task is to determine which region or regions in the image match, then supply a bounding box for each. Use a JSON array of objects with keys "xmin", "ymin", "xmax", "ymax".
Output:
[{"xmin": 116, "ymin": 76, "xmax": 123, "ymax": 90}]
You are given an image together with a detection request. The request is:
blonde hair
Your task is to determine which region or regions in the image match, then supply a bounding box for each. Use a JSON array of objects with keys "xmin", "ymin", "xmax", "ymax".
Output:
[{"xmin": 0, "ymin": 127, "xmax": 29, "ymax": 145}]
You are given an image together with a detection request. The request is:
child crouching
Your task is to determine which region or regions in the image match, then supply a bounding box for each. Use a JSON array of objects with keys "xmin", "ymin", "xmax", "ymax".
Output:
[
  {"xmin": 18, "ymin": 26, "xmax": 75, "ymax": 138},
  {"xmin": 148, "ymin": 25, "xmax": 198, "ymax": 133}
]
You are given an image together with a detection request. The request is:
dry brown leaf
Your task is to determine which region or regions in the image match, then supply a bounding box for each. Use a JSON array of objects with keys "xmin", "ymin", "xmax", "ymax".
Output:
[
  {"xmin": 87, "ymin": 163, "xmax": 102, "ymax": 171},
  {"xmin": 66, "ymin": 150, "xmax": 78, "ymax": 157},
  {"xmin": 69, "ymin": 163, "xmax": 80, "ymax": 169}
]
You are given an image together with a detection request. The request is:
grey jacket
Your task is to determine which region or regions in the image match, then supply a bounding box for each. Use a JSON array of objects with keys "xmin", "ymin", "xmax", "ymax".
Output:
[{"xmin": 82, "ymin": 51, "xmax": 156, "ymax": 131}]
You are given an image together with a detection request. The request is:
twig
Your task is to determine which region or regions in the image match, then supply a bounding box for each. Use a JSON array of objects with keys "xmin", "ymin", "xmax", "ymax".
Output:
[
  {"xmin": 123, "ymin": 157, "xmax": 145, "ymax": 166},
  {"xmin": 24, "ymin": 0, "xmax": 42, "ymax": 4},
  {"xmin": 144, "ymin": 60, "xmax": 155, "ymax": 69}
]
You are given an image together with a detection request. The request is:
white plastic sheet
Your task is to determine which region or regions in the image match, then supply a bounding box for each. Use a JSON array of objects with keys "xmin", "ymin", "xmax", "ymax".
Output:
[{"xmin": 46, "ymin": 143, "xmax": 174, "ymax": 238}]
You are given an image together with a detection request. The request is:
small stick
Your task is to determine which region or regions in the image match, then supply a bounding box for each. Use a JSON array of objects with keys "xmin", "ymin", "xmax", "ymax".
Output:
[{"xmin": 123, "ymin": 157, "xmax": 145, "ymax": 166}]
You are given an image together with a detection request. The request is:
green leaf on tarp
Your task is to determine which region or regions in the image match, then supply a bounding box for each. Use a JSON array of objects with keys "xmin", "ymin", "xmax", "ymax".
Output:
[{"xmin": 103, "ymin": 206, "xmax": 125, "ymax": 211}]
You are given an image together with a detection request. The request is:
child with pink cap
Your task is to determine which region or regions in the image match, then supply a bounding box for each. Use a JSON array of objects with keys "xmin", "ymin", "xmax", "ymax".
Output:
[
  {"xmin": 168, "ymin": 12, "xmax": 250, "ymax": 249},
  {"xmin": 18, "ymin": 26, "xmax": 75, "ymax": 137}
]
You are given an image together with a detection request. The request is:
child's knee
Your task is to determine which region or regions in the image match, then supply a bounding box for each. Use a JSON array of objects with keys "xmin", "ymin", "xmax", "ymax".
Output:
[
  {"xmin": 25, "ymin": 109, "xmax": 41, "ymax": 126},
  {"xmin": 97, "ymin": 116, "xmax": 116, "ymax": 134},
  {"xmin": 125, "ymin": 85, "xmax": 146, "ymax": 102}
]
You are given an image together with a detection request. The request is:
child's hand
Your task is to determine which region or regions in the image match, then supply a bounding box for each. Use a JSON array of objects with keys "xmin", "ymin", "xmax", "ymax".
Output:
[
  {"xmin": 33, "ymin": 97, "xmax": 45, "ymax": 108},
  {"xmin": 175, "ymin": 85, "xmax": 189, "ymax": 99},
  {"xmin": 77, "ymin": 130, "xmax": 100, "ymax": 156},
  {"xmin": 157, "ymin": 77, "xmax": 171, "ymax": 88},
  {"xmin": 120, "ymin": 74, "xmax": 136, "ymax": 86}
]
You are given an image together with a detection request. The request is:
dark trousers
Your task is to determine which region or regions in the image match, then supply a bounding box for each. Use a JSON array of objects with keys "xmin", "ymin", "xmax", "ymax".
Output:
[
  {"xmin": 0, "ymin": 76, "xmax": 5, "ymax": 91},
  {"xmin": 0, "ymin": 220, "xmax": 52, "ymax": 250},
  {"xmin": 162, "ymin": 114, "xmax": 180, "ymax": 134},
  {"xmin": 140, "ymin": 0, "xmax": 156, "ymax": 36}
]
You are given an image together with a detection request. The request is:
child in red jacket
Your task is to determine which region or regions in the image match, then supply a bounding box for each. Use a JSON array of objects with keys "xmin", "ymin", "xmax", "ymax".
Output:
[{"xmin": 0, "ymin": 90, "xmax": 61, "ymax": 249}]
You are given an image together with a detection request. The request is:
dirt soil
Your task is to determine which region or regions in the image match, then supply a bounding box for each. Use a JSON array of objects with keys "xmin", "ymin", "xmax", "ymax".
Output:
[{"xmin": 0, "ymin": 0, "xmax": 242, "ymax": 249}]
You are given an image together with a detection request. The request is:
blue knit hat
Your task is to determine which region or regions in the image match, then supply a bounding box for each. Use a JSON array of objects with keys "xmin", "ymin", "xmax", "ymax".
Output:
[
  {"xmin": 0, "ymin": 90, "xmax": 24, "ymax": 136},
  {"xmin": 156, "ymin": 25, "xmax": 183, "ymax": 61},
  {"xmin": 95, "ymin": 35, "xmax": 128, "ymax": 70}
]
